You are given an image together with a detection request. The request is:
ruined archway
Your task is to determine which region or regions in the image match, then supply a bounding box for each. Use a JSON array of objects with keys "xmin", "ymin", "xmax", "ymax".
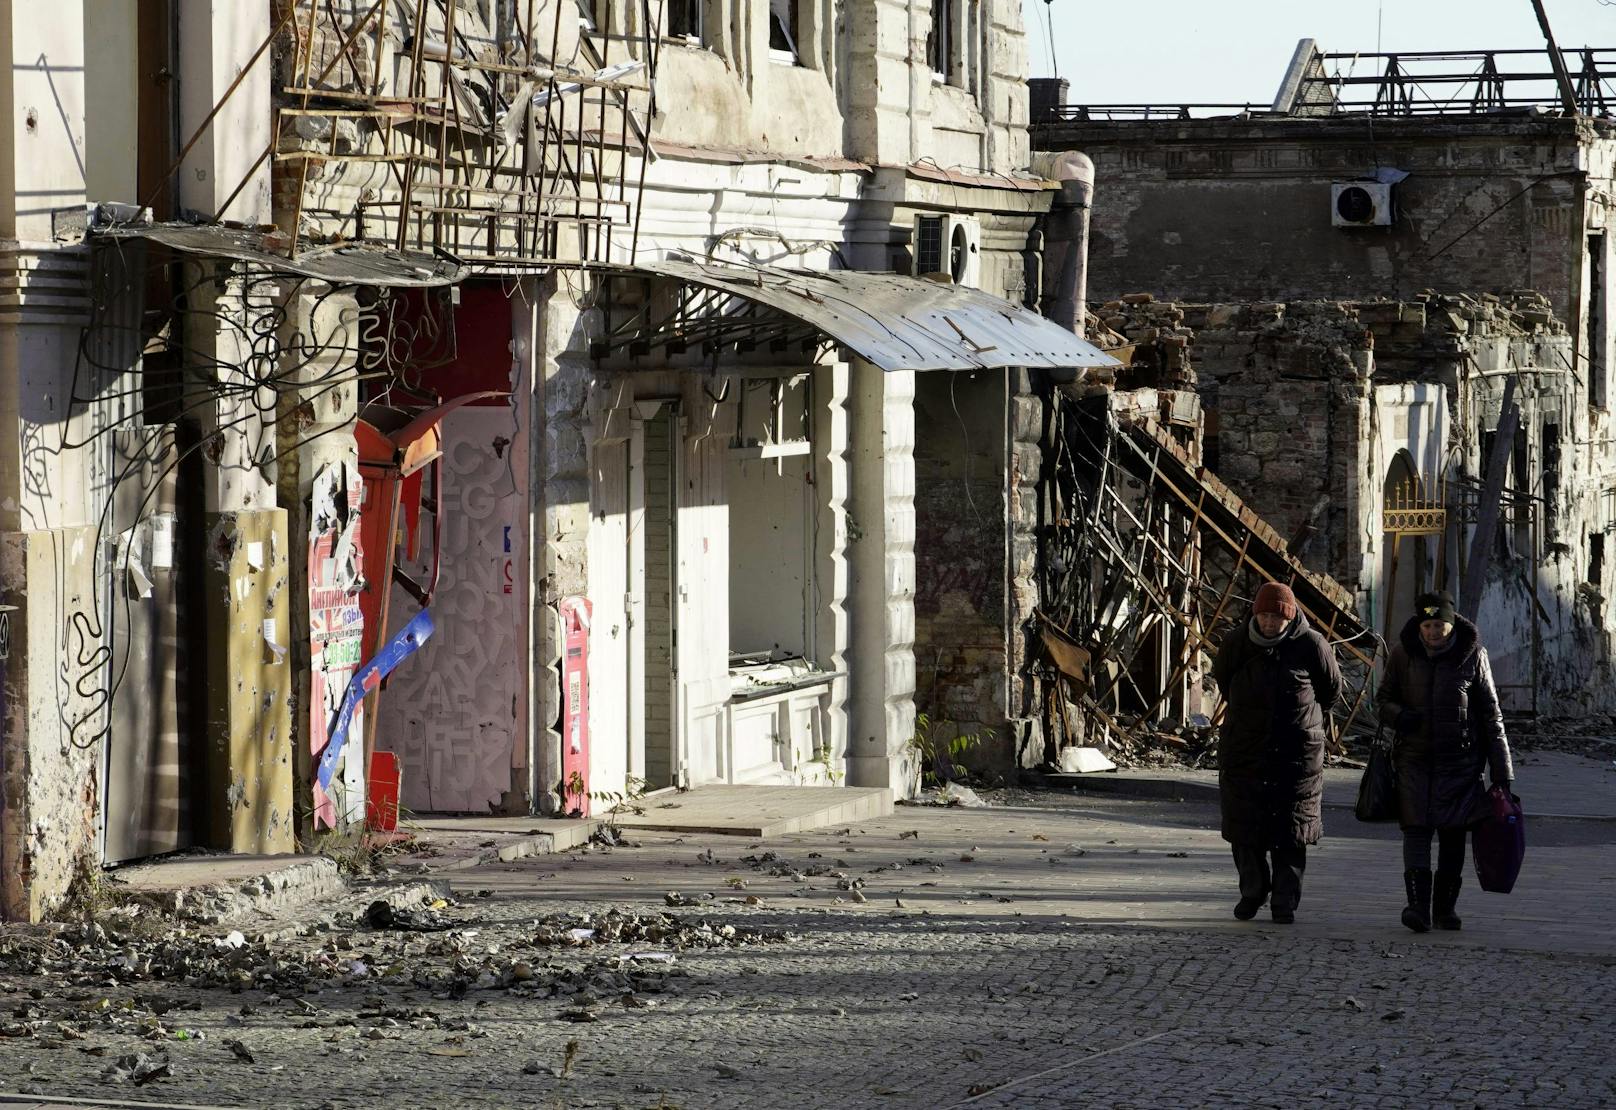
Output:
[{"xmin": 1380, "ymin": 449, "xmax": 1445, "ymax": 640}]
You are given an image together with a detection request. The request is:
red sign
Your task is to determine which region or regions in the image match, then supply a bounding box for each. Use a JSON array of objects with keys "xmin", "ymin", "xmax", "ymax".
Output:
[{"xmin": 559, "ymin": 597, "xmax": 591, "ymax": 817}]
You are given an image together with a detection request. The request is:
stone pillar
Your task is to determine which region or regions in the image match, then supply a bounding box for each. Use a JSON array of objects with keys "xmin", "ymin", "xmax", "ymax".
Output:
[
  {"xmin": 845, "ymin": 0, "xmax": 920, "ymax": 166},
  {"xmin": 813, "ymin": 362, "xmax": 851, "ymax": 770},
  {"xmin": 177, "ymin": 0, "xmax": 271, "ymax": 224},
  {"xmin": 276, "ymin": 287, "xmax": 361, "ymax": 838},
  {"xmin": 534, "ymin": 284, "xmax": 591, "ymax": 815},
  {"xmin": 845, "ymin": 360, "xmax": 917, "ymax": 794},
  {"xmin": 1006, "ymin": 369, "xmax": 1046, "ymax": 766},
  {"xmin": 184, "ymin": 260, "xmax": 293, "ymax": 852}
]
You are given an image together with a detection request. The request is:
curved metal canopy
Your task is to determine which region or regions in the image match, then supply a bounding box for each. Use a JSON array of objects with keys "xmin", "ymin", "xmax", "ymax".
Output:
[{"xmin": 632, "ymin": 258, "xmax": 1119, "ymax": 373}]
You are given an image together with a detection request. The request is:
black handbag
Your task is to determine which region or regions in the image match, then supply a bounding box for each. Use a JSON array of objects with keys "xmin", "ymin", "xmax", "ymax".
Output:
[{"xmin": 1354, "ymin": 729, "xmax": 1399, "ymax": 823}]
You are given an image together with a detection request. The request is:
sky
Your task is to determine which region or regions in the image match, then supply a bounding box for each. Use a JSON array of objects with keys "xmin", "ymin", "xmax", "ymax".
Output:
[{"xmin": 1021, "ymin": 0, "xmax": 1616, "ymax": 106}]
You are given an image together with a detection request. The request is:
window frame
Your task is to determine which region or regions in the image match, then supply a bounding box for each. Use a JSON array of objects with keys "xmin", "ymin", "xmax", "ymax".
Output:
[
  {"xmin": 664, "ymin": 0, "xmax": 705, "ymax": 45},
  {"xmin": 768, "ymin": 0, "xmax": 801, "ymax": 67}
]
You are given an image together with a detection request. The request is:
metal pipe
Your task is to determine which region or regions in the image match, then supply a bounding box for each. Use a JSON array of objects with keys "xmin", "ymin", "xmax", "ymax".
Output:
[{"xmin": 1033, "ymin": 150, "xmax": 1094, "ymax": 338}]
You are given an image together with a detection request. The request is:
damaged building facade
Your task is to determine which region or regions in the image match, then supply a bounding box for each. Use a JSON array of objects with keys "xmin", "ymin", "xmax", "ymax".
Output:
[
  {"xmin": 1033, "ymin": 41, "xmax": 1616, "ymax": 717},
  {"xmin": 0, "ymin": 1, "xmax": 1111, "ymax": 919}
]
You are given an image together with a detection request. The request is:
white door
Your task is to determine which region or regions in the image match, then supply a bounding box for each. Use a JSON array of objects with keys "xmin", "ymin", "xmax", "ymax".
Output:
[{"xmin": 587, "ymin": 428, "xmax": 645, "ymax": 801}]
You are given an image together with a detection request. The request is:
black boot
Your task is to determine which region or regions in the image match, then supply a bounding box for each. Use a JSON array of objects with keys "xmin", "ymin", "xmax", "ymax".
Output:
[
  {"xmin": 1231, "ymin": 846, "xmax": 1269, "ymax": 921},
  {"xmin": 1433, "ymin": 871, "xmax": 1463, "ymax": 931},
  {"xmin": 1401, "ymin": 869, "xmax": 1432, "ymax": 933}
]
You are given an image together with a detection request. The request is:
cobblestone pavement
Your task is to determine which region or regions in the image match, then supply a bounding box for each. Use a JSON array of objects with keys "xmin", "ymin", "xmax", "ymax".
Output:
[{"xmin": 2, "ymin": 791, "xmax": 1612, "ymax": 1109}]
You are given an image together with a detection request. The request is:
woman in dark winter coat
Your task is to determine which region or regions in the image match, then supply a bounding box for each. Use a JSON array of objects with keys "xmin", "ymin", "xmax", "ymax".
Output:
[
  {"xmin": 1376, "ymin": 590, "xmax": 1513, "ymax": 933},
  {"xmin": 1213, "ymin": 581, "xmax": 1343, "ymax": 924}
]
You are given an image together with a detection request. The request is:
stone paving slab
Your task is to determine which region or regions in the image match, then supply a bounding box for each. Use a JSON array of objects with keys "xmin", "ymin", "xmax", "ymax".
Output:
[
  {"xmin": 610, "ymin": 784, "xmax": 894, "ymax": 836},
  {"xmin": 404, "ymin": 815, "xmax": 599, "ymax": 869},
  {"xmin": 0, "ymin": 1096, "xmax": 236, "ymax": 1109},
  {"xmin": 3, "ymin": 789, "xmax": 1611, "ymax": 1109},
  {"xmin": 471, "ymin": 791, "xmax": 1616, "ymax": 958}
]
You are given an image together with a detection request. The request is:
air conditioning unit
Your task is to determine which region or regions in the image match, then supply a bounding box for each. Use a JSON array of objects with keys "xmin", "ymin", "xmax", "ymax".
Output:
[
  {"xmin": 1331, "ymin": 181, "xmax": 1394, "ymax": 227},
  {"xmin": 912, "ymin": 213, "xmax": 981, "ymax": 286}
]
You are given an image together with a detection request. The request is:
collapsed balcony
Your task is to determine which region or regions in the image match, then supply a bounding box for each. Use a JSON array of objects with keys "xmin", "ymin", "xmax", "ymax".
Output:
[{"xmin": 1036, "ymin": 387, "xmax": 1375, "ymax": 769}]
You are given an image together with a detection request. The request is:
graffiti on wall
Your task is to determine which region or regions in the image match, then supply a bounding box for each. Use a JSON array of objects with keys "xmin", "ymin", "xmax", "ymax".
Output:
[{"xmin": 377, "ymin": 409, "xmax": 524, "ymax": 813}]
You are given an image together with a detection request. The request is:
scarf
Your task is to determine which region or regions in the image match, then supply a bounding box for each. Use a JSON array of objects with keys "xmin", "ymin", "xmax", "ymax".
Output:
[
  {"xmin": 1247, "ymin": 617, "xmax": 1289, "ymax": 648},
  {"xmin": 1423, "ymin": 631, "xmax": 1455, "ymax": 658}
]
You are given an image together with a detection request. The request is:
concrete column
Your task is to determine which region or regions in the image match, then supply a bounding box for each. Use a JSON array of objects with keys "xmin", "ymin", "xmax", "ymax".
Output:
[
  {"xmin": 1006, "ymin": 368, "xmax": 1045, "ymax": 766},
  {"xmin": 534, "ymin": 286, "xmax": 591, "ymax": 815},
  {"xmin": 275, "ymin": 287, "xmax": 360, "ymax": 838},
  {"xmin": 845, "ymin": 360, "xmax": 917, "ymax": 794},
  {"xmin": 177, "ymin": 0, "xmax": 271, "ymax": 224},
  {"xmin": 0, "ymin": 528, "xmax": 101, "ymax": 922},
  {"xmin": 182, "ymin": 259, "xmax": 292, "ymax": 852},
  {"xmin": 844, "ymin": 0, "xmax": 919, "ymax": 166},
  {"xmin": 813, "ymin": 361, "xmax": 851, "ymax": 769}
]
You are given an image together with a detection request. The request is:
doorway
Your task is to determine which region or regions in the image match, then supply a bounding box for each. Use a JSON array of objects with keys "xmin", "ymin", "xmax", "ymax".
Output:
[
  {"xmin": 640, "ymin": 407, "xmax": 679, "ymax": 790},
  {"xmin": 1381, "ymin": 450, "xmax": 1433, "ymax": 639}
]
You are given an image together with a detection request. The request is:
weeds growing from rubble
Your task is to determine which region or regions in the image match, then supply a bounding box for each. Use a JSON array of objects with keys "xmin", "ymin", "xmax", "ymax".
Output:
[
  {"xmin": 59, "ymin": 852, "xmax": 118, "ymax": 922},
  {"xmin": 575, "ymin": 773, "xmax": 649, "ymax": 838},
  {"xmin": 909, "ymin": 712, "xmax": 990, "ymax": 789}
]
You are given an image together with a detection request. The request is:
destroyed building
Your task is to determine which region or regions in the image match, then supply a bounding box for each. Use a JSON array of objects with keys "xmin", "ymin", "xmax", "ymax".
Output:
[
  {"xmin": 0, "ymin": 1, "xmax": 1116, "ymax": 920},
  {"xmin": 1031, "ymin": 41, "xmax": 1616, "ymax": 720}
]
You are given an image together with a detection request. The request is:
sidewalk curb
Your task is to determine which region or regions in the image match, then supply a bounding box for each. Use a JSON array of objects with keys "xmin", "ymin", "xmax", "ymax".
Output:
[
  {"xmin": 1056, "ymin": 774, "xmax": 1616, "ymax": 822},
  {"xmin": 417, "ymin": 821, "xmax": 600, "ymax": 873}
]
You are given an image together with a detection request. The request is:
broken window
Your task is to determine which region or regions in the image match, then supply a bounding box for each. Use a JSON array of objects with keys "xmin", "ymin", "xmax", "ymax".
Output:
[
  {"xmin": 1589, "ymin": 233, "xmax": 1608, "ymax": 408},
  {"xmin": 1512, "ymin": 426, "xmax": 1531, "ymax": 556},
  {"xmin": 768, "ymin": 0, "xmax": 798, "ymax": 61},
  {"xmin": 727, "ymin": 374, "xmax": 814, "ymax": 659},
  {"xmin": 666, "ymin": 0, "xmax": 702, "ymax": 42},
  {"xmin": 927, "ymin": 0, "xmax": 953, "ymax": 77},
  {"xmin": 926, "ymin": 0, "xmax": 980, "ymax": 88},
  {"xmin": 1542, "ymin": 421, "xmax": 1561, "ymax": 537}
]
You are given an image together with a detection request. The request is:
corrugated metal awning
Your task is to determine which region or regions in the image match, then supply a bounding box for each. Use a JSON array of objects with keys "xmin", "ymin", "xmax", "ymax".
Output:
[
  {"xmin": 96, "ymin": 224, "xmax": 466, "ymax": 287},
  {"xmin": 630, "ymin": 258, "xmax": 1118, "ymax": 373}
]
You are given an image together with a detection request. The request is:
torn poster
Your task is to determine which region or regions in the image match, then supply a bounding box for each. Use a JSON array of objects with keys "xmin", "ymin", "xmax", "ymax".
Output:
[
  {"xmin": 309, "ymin": 462, "xmax": 367, "ymax": 829},
  {"xmin": 316, "ymin": 609, "xmax": 435, "ymax": 794}
]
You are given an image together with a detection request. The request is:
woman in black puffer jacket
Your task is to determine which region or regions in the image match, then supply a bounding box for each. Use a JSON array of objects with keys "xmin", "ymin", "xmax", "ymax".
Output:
[
  {"xmin": 1376, "ymin": 590, "xmax": 1514, "ymax": 933},
  {"xmin": 1214, "ymin": 581, "xmax": 1342, "ymax": 925}
]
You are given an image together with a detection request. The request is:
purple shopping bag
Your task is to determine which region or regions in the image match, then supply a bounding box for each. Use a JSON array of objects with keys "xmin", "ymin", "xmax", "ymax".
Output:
[{"xmin": 1472, "ymin": 785, "xmax": 1525, "ymax": 894}]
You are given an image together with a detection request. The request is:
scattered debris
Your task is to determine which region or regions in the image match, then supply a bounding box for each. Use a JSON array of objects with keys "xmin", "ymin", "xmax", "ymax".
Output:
[
  {"xmin": 364, "ymin": 899, "xmax": 453, "ymax": 932},
  {"xmin": 103, "ymin": 1050, "xmax": 172, "ymax": 1085},
  {"xmin": 1059, "ymin": 747, "xmax": 1118, "ymax": 774}
]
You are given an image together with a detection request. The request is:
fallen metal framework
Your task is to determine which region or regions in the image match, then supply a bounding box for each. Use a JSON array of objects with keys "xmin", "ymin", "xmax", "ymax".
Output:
[{"xmin": 1036, "ymin": 393, "xmax": 1376, "ymax": 766}]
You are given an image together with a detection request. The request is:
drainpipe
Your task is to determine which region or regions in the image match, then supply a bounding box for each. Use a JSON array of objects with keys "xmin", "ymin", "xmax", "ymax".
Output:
[{"xmin": 1033, "ymin": 150, "xmax": 1094, "ymax": 337}]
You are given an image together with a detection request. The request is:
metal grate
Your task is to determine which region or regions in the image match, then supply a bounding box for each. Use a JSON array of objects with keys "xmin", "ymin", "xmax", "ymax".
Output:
[{"xmin": 914, "ymin": 216, "xmax": 945, "ymax": 276}]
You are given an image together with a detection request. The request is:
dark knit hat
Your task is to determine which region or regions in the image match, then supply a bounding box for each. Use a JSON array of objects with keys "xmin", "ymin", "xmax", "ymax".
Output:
[
  {"xmin": 1254, "ymin": 581, "xmax": 1298, "ymax": 620},
  {"xmin": 1415, "ymin": 590, "xmax": 1456, "ymax": 625}
]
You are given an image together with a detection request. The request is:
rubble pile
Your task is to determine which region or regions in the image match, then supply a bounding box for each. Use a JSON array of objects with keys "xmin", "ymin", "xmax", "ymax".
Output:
[
  {"xmin": 1090, "ymin": 714, "xmax": 1219, "ymax": 770},
  {"xmin": 1083, "ymin": 292, "xmax": 1196, "ymax": 391},
  {"xmin": 0, "ymin": 897, "xmax": 799, "ymax": 1086}
]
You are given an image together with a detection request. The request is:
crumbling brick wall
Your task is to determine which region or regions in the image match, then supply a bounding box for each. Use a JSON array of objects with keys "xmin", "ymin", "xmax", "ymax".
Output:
[
  {"xmin": 1090, "ymin": 289, "xmax": 1616, "ymax": 714},
  {"xmin": 1093, "ymin": 295, "xmax": 1372, "ymax": 588},
  {"xmin": 1034, "ymin": 116, "xmax": 1608, "ymax": 329}
]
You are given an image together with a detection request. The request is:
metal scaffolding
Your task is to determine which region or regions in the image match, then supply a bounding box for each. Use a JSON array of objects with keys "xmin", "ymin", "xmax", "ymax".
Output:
[
  {"xmin": 200, "ymin": 0, "xmax": 659, "ymax": 267},
  {"xmin": 1036, "ymin": 393, "xmax": 1376, "ymax": 766}
]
